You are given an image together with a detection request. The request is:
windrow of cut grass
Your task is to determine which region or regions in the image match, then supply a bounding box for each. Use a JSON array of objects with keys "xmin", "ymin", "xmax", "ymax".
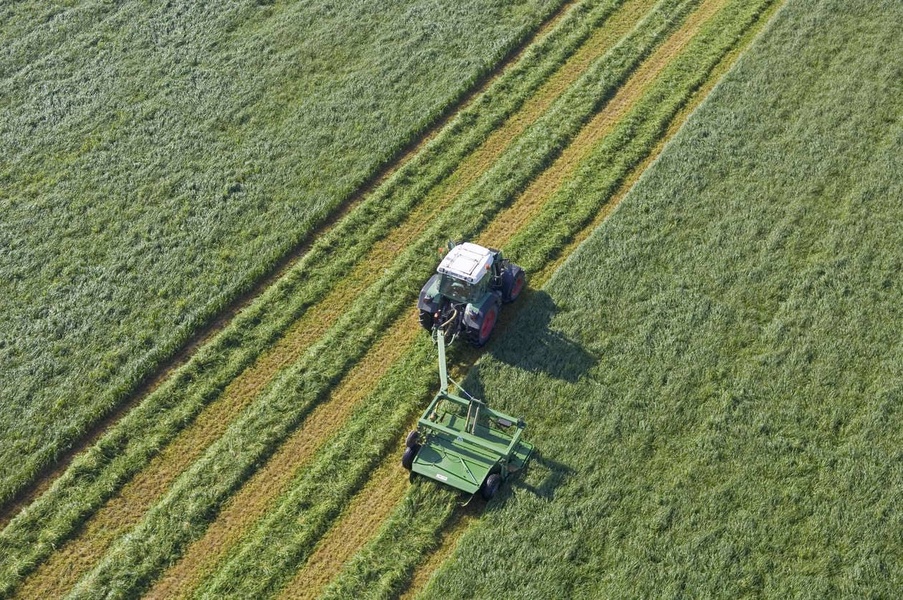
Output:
[
  {"xmin": 139, "ymin": 4, "xmax": 669, "ymax": 591},
  {"xmin": 0, "ymin": 0, "xmax": 566, "ymax": 507},
  {"xmin": 166, "ymin": 1, "xmax": 752, "ymax": 594},
  {"xmin": 278, "ymin": 0, "xmax": 742, "ymax": 593},
  {"xmin": 54, "ymin": 2, "xmax": 703, "ymax": 596},
  {"xmin": 316, "ymin": 0, "xmax": 782, "ymax": 595},
  {"xmin": 0, "ymin": 0, "xmax": 611, "ymax": 532},
  {"xmin": 0, "ymin": 0, "xmax": 622, "ymax": 591},
  {"xmin": 423, "ymin": 0, "xmax": 903, "ymax": 597}
]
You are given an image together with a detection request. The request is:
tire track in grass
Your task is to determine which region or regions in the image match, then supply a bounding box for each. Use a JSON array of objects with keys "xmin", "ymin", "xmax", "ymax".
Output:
[
  {"xmin": 59, "ymin": 1, "xmax": 704, "ymax": 595},
  {"xmin": 317, "ymin": 1, "xmax": 784, "ymax": 597},
  {"xmin": 273, "ymin": 0, "xmax": 728, "ymax": 595},
  {"xmin": 12, "ymin": 2, "xmax": 637, "ymax": 595}
]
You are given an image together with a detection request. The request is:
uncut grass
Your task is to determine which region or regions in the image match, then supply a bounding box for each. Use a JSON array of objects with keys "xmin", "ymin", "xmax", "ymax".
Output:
[
  {"xmin": 0, "ymin": 0, "xmax": 564, "ymax": 507},
  {"xmin": 0, "ymin": 0, "xmax": 626, "ymax": 590},
  {"xmin": 422, "ymin": 1, "xmax": 903, "ymax": 597},
  {"xmin": 319, "ymin": 0, "xmax": 781, "ymax": 595},
  {"xmin": 66, "ymin": 2, "xmax": 712, "ymax": 596}
]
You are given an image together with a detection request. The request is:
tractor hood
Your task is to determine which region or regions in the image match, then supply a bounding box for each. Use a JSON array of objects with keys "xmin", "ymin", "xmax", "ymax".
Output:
[{"xmin": 437, "ymin": 242, "xmax": 493, "ymax": 284}]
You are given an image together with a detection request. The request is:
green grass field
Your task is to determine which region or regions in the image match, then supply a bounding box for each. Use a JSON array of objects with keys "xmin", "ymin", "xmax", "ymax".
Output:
[
  {"xmin": 421, "ymin": 0, "xmax": 903, "ymax": 596},
  {"xmin": 0, "ymin": 0, "xmax": 562, "ymax": 504},
  {"xmin": 3, "ymin": 0, "xmax": 901, "ymax": 596}
]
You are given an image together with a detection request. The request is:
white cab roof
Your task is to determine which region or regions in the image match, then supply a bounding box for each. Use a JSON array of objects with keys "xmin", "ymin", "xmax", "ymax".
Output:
[{"xmin": 437, "ymin": 242, "xmax": 493, "ymax": 284}]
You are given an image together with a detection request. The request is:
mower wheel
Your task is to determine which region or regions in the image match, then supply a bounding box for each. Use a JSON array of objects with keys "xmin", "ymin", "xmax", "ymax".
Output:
[
  {"xmin": 405, "ymin": 430, "xmax": 420, "ymax": 448},
  {"xmin": 470, "ymin": 303, "xmax": 498, "ymax": 347},
  {"xmin": 418, "ymin": 310, "xmax": 434, "ymax": 331},
  {"xmin": 480, "ymin": 473, "xmax": 502, "ymax": 501},
  {"xmin": 402, "ymin": 444, "xmax": 420, "ymax": 471}
]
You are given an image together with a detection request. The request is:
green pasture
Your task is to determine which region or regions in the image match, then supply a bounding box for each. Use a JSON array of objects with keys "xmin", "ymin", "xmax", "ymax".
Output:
[
  {"xmin": 423, "ymin": 0, "xmax": 903, "ymax": 597},
  {"xmin": 0, "ymin": 0, "xmax": 561, "ymax": 503}
]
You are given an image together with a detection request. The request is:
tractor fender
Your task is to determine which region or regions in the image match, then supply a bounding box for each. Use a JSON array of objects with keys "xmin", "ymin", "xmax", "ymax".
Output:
[
  {"xmin": 418, "ymin": 274, "xmax": 442, "ymax": 313},
  {"xmin": 462, "ymin": 292, "xmax": 500, "ymax": 329}
]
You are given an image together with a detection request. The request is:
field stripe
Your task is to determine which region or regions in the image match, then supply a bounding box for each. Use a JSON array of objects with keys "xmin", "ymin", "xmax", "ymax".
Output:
[
  {"xmin": 317, "ymin": 1, "xmax": 784, "ymax": 597},
  {"xmin": 0, "ymin": 0, "xmax": 584, "ymax": 529},
  {"xmin": 274, "ymin": 0, "xmax": 729, "ymax": 595},
  {"xmin": 28, "ymin": 0, "xmax": 684, "ymax": 592},
  {"xmin": 6, "ymin": 1, "xmax": 630, "ymax": 597},
  {"xmin": 118, "ymin": 2, "xmax": 705, "ymax": 597},
  {"xmin": 139, "ymin": 4, "xmax": 657, "ymax": 595},
  {"xmin": 187, "ymin": 0, "xmax": 712, "ymax": 593},
  {"xmin": 1, "ymin": 0, "xmax": 620, "ymax": 593}
]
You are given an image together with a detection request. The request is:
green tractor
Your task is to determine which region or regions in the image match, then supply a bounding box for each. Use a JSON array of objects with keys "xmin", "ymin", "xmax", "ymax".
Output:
[
  {"xmin": 402, "ymin": 328, "xmax": 533, "ymax": 501},
  {"xmin": 418, "ymin": 242, "xmax": 525, "ymax": 346}
]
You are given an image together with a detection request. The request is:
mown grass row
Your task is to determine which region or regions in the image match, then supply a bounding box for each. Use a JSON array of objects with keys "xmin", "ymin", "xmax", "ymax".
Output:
[
  {"xmin": 0, "ymin": 0, "xmax": 566, "ymax": 507},
  {"xmin": 55, "ymin": 2, "xmax": 702, "ymax": 597},
  {"xmin": 422, "ymin": 1, "xmax": 903, "ymax": 596},
  {"xmin": 131, "ymin": 2, "xmax": 723, "ymax": 595},
  {"xmin": 192, "ymin": 338, "xmax": 451, "ymax": 598},
  {"xmin": 317, "ymin": 0, "xmax": 782, "ymax": 595},
  {"xmin": 0, "ymin": 0, "xmax": 624, "ymax": 592}
]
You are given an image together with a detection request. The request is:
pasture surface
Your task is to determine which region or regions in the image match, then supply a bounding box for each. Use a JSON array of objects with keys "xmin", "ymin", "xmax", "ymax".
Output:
[
  {"xmin": 2, "ymin": 0, "xmax": 890, "ymax": 597},
  {"xmin": 421, "ymin": 0, "xmax": 903, "ymax": 597},
  {"xmin": 0, "ymin": 0, "xmax": 561, "ymax": 505}
]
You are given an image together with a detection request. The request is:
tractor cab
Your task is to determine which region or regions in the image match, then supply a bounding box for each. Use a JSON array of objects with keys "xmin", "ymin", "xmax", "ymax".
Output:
[{"xmin": 436, "ymin": 242, "xmax": 494, "ymax": 303}]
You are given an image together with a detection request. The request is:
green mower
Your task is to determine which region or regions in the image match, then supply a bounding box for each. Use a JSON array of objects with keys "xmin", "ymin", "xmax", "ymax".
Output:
[{"xmin": 402, "ymin": 327, "xmax": 533, "ymax": 501}]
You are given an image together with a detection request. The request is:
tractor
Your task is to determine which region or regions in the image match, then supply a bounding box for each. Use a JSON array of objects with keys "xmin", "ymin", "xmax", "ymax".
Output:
[{"xmin": 417, "ymin": 242, "xmax": 525, "ymax": 346}]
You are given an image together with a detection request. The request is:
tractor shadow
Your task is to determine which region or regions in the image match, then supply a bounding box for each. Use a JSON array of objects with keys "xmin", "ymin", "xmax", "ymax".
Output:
[{"xmin": 491, "ymin": 289, "xmax": 597, "ymax": 383}]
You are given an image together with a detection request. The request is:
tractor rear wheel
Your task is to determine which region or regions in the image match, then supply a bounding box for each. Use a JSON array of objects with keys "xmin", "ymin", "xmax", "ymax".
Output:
[
  {"xmin": 418, "ymin": 310, "xmax": 434, "ymax": 331},
  {"xmin": 469, "ymin": 303, "xmax": 498, "ymax": 347},
  {"xmin": 480, "ymin": 473, "xmax": 502, "ymax": 500},
  {"xmin": 402, "ymin": 444, "xmax": 420, "ymax": 470}
]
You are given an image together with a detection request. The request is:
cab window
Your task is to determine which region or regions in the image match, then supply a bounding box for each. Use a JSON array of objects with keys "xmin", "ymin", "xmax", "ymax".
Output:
[{"xmin": 439, "ymin": 275, "xmax": 475, "ymax": 303}]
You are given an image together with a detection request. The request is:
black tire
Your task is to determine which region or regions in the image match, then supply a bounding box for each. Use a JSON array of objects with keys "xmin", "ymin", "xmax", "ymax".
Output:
[
  {"xmin": 402, "ymin": 444, "xmax": 420, "ymax": 471},
  {"xmin": 502, "ymin": 267, "xmax": 526, "ymax": 303},
  {"xmin": 418, "ymin": 310, "xmax": 434, "ymax": 331},
  {"xmin": 405, "ymin": 430, "xmax": 420, "ymax": 449},
  {"xmin": 468, "ymin": 303, "xmax": 498, "ymax": 347},
  {"xmin": 480, "ymin": 473, "xmax": 502, "ymax": 501}
]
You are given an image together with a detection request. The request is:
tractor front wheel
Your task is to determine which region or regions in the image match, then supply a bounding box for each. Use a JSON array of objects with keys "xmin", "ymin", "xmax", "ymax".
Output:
[
  {"xmin": 470, "ymin": 304, "xmax": 498, "ymax": 347},
  {"xmin": 502, "ymin": 267, "xmax": 525, "ymax": 303},
  {"xmin": 480, "ymin": 473, "xmax": 502, "ymax": 501},
  {"xmin": 402, "ymin": 444, "xmax": 420, "ymax": 471}
]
